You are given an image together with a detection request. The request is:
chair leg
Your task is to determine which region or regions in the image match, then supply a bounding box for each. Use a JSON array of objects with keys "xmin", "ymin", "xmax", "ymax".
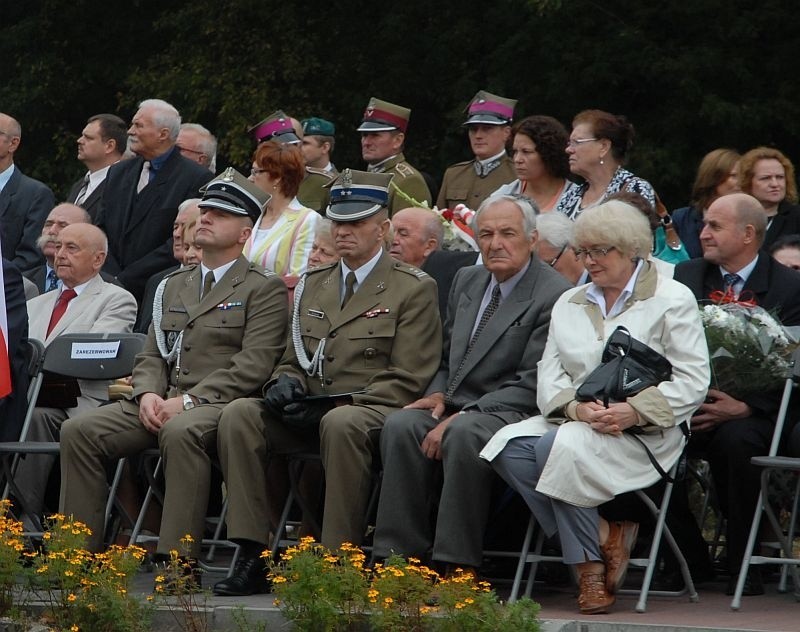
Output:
[{"xmin": 509, "ymin": 515, "xmax": 534, "ymax": 603}]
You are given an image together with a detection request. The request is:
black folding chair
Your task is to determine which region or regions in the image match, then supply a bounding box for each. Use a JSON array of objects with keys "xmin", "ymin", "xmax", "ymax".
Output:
[
  {"xmin": 0, "ymin": 332, "xmax": 145, "ymax": 534},
  {"xmin": 731, "ymin": 347, "xmax": 800, "ymax": 610}
]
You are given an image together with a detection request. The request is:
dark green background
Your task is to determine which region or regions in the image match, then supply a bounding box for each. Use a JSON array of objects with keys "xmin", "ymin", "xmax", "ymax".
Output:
[{"xmin": 6, "ymin": 0, "xmax": 799, "ymax": 209}]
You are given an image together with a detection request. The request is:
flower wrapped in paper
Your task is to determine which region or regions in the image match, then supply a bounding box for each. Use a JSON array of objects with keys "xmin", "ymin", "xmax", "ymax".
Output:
[
  {"xmin": 390, "ymin": 183, "xmax": 478, "ymax": 252},
  {"xmin": 700, "ymin": 300, "xmax": 797, "ymax": 400}
]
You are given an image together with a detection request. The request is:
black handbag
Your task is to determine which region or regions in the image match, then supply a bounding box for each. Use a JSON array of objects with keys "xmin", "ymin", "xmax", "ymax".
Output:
[{"xmin": 576, "ymin": 326, "xmax": 672, "ymax": 407}]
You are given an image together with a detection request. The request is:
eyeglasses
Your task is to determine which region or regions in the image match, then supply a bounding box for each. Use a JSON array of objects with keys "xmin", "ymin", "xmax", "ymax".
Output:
[
  {"xmin": 566, "ymin": 137, "xmax": 598, "ymax": 148},
  {"xmin": 574, "ymin": 246, "xmax": 615, "ymax": 260},
  {"xmin": 178, "ymin": 145, "xmax": 205, "ymax": 156},
  {"xmin": 250, "ymin": 167, "xmax": 267, "ymax": 176},
  {"xmin": 547, "ymin": 244, "xmax": 567, "ymax": 267}
]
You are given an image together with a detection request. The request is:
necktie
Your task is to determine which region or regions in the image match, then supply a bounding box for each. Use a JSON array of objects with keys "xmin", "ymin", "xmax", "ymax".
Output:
[
  {"xmin": 45, "ymin": 269, "xmax": 59, "ymax": 292},
  {"xmin": 342, "ymin": 271, "xmax": 357, "ymax": 307},
  {"xmin": 136, "ymin": 161, "xmax": 151, "ymax": 193},
  {"xmin": 46, "ymin": 289, "xmax": 77, "ymax": 336},
  {"xmin": 446, "ymin": 285, "xmax": 502, "ymax": 401},
  {"xmin": 202, "ymin": 272, "xmax": 215, "ymax": 299},
  {"xmin": 74, "ymin": 172, "xmax": 91, "ymax": 205},
  {"xmin": 473, "ymin": 157, "xmax": 501, "ymax": 178},
  {"xmin": 723, "ymin": 273, "xmax": 741, "ymax": 296}
]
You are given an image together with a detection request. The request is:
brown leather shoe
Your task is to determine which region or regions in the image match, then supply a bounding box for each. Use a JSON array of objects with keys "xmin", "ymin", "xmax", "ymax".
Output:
[
  {"xmin": 600, "ymin": 520, "xmax": 639, "ymax": 593},
  {"xmin": 577, "ymin": 572, "xmax": 615, "ymax": 614}
]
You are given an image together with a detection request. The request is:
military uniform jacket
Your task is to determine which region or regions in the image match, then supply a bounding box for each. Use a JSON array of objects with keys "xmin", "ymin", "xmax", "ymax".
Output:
[
  {"xmin": 277, "ymin": 251, "xmax": 443, "ymax": 411},
  {"xmin": 131, "ymin": 255, "xmax": 288, "ymax": 405},
  {"xmin": 297, "ymin": 167, "xmax": 335, "ymax": 214},
  {"xmin": 371, "ymin": 153, "xmax": 432, "ymax": 216},
  {"xmin": 436, "ymin": 155, "xmax": 515, "ymax": 211}
]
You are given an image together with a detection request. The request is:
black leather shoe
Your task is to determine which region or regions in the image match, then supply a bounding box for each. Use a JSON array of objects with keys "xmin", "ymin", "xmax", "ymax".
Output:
[
  {"xmin": 213, "ymin": 556, "xmax": 271, "ymax": 596},
  {"xmin": 725, "ymin": 567, "xmax": 764, "ymax": 596}
]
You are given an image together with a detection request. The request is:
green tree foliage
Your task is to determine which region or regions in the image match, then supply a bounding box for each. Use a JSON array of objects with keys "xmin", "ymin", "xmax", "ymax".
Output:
[{"xmin": 6, "ymin": 0, "xmax": 800, "ymax": 208}]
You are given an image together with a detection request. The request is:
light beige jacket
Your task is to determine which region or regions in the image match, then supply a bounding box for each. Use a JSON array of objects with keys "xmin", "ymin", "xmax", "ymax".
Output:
[{"xmin": 481, "ymin": 261, "xmax": 710, "ymax": 506}]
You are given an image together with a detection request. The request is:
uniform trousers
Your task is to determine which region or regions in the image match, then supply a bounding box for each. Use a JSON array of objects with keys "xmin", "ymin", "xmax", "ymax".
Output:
[
  {"xmin": 373, "ymin": 409, "xmax": 507, "ymax": 568},
  {"xmin": 13, "ymin": 407, "xmax": 68, "ymax": 527},
  {"xmin": 59, "ymin": 400, "xmax": 223, "ymax": 555},
  {"xmin": 491, "ymin": 430, "xmax": 602, "ymax": 566},
  {"xmin": 218, "ymin": 397, "xmax": 390, "ymax": 549}
]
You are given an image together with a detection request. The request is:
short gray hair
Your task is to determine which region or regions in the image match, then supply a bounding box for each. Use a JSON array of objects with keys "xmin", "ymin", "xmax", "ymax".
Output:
[
  {"xmin": 573, "ymin": 200, "xmax": 652, "ymax": 258},
  {"xmin": 138, "ymin": 99, "xmax": 181, "ymax": 141},
  {"xmin": 178, "ymin": 197, "xmax": 202, "ymax": 214},
  {"xmin": 315, "ymin": 218, "xmax": 334, "ymax": 239},
  {"xmin": 535, "ymin": 212, "xmax": 574, "ymax": 249},
  {"xmin": 180, "ymin": 123, "xmax": 218, "ymax": 170},
  {"xmin": 473, "ymin": 194, "xmax": 539, "ymax": 235}
]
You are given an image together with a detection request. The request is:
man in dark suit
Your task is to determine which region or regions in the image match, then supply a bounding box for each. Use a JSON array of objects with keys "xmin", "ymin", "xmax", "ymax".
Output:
[
  {"xmin": 373, "ymin": 194, "xmax": 571, "ymax": 574},
  {"xmin": 96, "ymin": 99, "xmax": 211, "ymax": 302},
  {"xmin": 66, "ymin": 114, "xmax": 127, "ymax": 221},
  {"xmin": 0, "ymin": 256, "xmax": 29, "ymax": 442},
  {"xmin": 0, "ymin": 113, "xmax": 55, "ymax": 273},
  {"xmin": 674, "ymin": 192, "xmax": 800, "ymax": 595}
]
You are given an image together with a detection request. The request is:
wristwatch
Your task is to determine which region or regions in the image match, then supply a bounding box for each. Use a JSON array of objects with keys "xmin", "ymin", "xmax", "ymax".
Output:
[
  {"xmin": 182, "ymin": 394, "xmax": 195, "ymax": 411},
  {"xmin": 659, "ymin": 214, "xmax": 673, "ymax": 227}
]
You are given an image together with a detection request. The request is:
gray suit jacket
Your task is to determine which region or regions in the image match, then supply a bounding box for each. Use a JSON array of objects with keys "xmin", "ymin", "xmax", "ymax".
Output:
[
  {"xmin": 427, "ymin": 256, "xmax": 570, "ymax": 422},
  {"xmin": 27, "ymin": 274, "xmax": 138, "ymax": 415}
]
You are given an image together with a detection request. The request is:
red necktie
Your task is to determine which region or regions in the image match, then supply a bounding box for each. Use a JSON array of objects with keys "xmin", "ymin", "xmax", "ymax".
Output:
[{"xmin": 46, "ymin": 289, "xmax": 78, "ymax": 336}]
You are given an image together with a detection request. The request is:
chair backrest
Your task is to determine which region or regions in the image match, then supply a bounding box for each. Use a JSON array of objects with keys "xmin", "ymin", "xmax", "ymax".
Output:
[
  {"xmin": 13, "ymin": 338, "xmax": 47, "ymax": 444},
  {"xmin": 768, "ymin": 345, "xmax": 800, "ymax": 456},
  {"xmin": 42, "ymin": 333, "xmax": 147, "ymax": 381}
]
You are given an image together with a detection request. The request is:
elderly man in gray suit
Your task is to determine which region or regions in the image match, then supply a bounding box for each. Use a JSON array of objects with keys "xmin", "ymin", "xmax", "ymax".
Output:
[{"xmin": 373, "ymin": 194, "xmax": 571, "ymax": 575}]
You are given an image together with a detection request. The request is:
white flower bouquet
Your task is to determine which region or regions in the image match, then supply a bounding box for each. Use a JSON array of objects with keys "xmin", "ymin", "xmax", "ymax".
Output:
[{"xmin": 700, "ymin": 302, "xmax": 797, "ymax": 399}]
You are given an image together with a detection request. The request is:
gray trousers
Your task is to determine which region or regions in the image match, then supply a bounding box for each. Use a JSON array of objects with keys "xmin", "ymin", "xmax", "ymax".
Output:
[
  {"xmin": 491, "ymin": 429, "xmax": 601, "ymax": 565},
  {"xmin": 13, "ymin": 407, "xmax": 67, "ymax": 527},
  {"xmin": 59, "ymin": 399, "xmax": 223, "ymax": 555},
  {"xmin": 373, "ymin": 409, "xmax": 506, "ymax": 568}
]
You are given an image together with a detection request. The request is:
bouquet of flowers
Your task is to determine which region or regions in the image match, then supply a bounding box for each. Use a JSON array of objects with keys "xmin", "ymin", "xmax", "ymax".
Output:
[
  {"xmin": 390, "ymin": 183, "xmax": 478, "ymax": 252},
  {"xmin": 700, "ymin": 301, "xmax": 797, "ymax": 399},
  {"xmin": 434, "ymin": 204, "xmax": 479, "ymax": 252}
]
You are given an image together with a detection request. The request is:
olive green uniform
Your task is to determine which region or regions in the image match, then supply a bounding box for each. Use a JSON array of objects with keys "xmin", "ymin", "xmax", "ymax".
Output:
[
  {"xmin": 297, "ymin": 167, "xmax": 335, "ymax": 214},
  {"xmin": 436, "ymin": 155, "xmax": 516, "ymax": 210},
  {"xmin": 371, "ymin": 153, "xmax": 432, "ymax": 216},
  {"xmin": 59, "ymin": 256, "xmax": 288, "ymax": 554},
  {"xmin": 218, "ymin": 251, "xmax": 443, "ymax": 548}
]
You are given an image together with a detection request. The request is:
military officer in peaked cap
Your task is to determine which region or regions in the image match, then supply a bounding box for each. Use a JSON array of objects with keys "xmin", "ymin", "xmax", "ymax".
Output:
[
  {"xmin": 214, "ymin": 168, "xmax": 442, "ymax": 596},
  {"xmin": 358, "ymin": 97, "xmax": 432, "ymax": 215},
  {"xmin": 59, "ymin": 168, "xmax": 289, "ymax": 570},
  {"xmin": 248, "ymin": 110, "xmax": 302, "ymax": 145},
  {"xmin": 437, "ymin": 90, "xmax": 517, "ymax": 211},
  {"xmin": 249, "ymin": 110, "xmax": 334, "ymax": 213}
]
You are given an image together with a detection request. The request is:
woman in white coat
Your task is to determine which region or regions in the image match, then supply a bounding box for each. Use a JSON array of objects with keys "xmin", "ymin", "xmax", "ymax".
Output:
[{"xmin": 480, "ymin": 201, "xmax": 710, "ymax": 614}]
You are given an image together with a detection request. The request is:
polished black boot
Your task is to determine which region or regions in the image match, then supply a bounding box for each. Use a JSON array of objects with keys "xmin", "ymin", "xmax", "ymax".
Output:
[{"xmin": 213, "ymin": 555, "xmax": 271, "ymax": 596}]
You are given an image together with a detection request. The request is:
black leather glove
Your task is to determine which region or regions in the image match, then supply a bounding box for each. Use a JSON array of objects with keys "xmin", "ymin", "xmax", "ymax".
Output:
[
  {"xmin": 263, "ymin": 374, "xmax": 305, "ymax": 418},
  {"xmin": 281, "ymin": 399, "xmax": 335, "ymax": 432}
]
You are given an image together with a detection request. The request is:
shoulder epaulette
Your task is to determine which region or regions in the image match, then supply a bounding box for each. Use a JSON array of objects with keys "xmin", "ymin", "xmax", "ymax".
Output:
[
  {"xmin": 306, "ymin": 262, "xmax": 338, "ymax": 274},
  {"xmin": 248, "ymin": 263, "xmax": 277, "ymax": 278},
  {"xmin": 168, "ymin": 264, "xmax": 195, "ymax": 279},
  {"xmin": 306, "ymin": 166, "xmax": 336, "ymax": 180},
  {"xmin": 392, "ymin": 261, "xmax": 430, "ymax": 279},
  {"xmin": 394, "ymin": 162, "xmax": 418, "ymax": 178}
]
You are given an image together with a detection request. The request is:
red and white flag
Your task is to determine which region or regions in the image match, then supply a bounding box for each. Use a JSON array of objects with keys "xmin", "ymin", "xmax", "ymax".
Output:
[{"xmin": 0, "ymin": 240, "xmax": 11, "ymax": 398}]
